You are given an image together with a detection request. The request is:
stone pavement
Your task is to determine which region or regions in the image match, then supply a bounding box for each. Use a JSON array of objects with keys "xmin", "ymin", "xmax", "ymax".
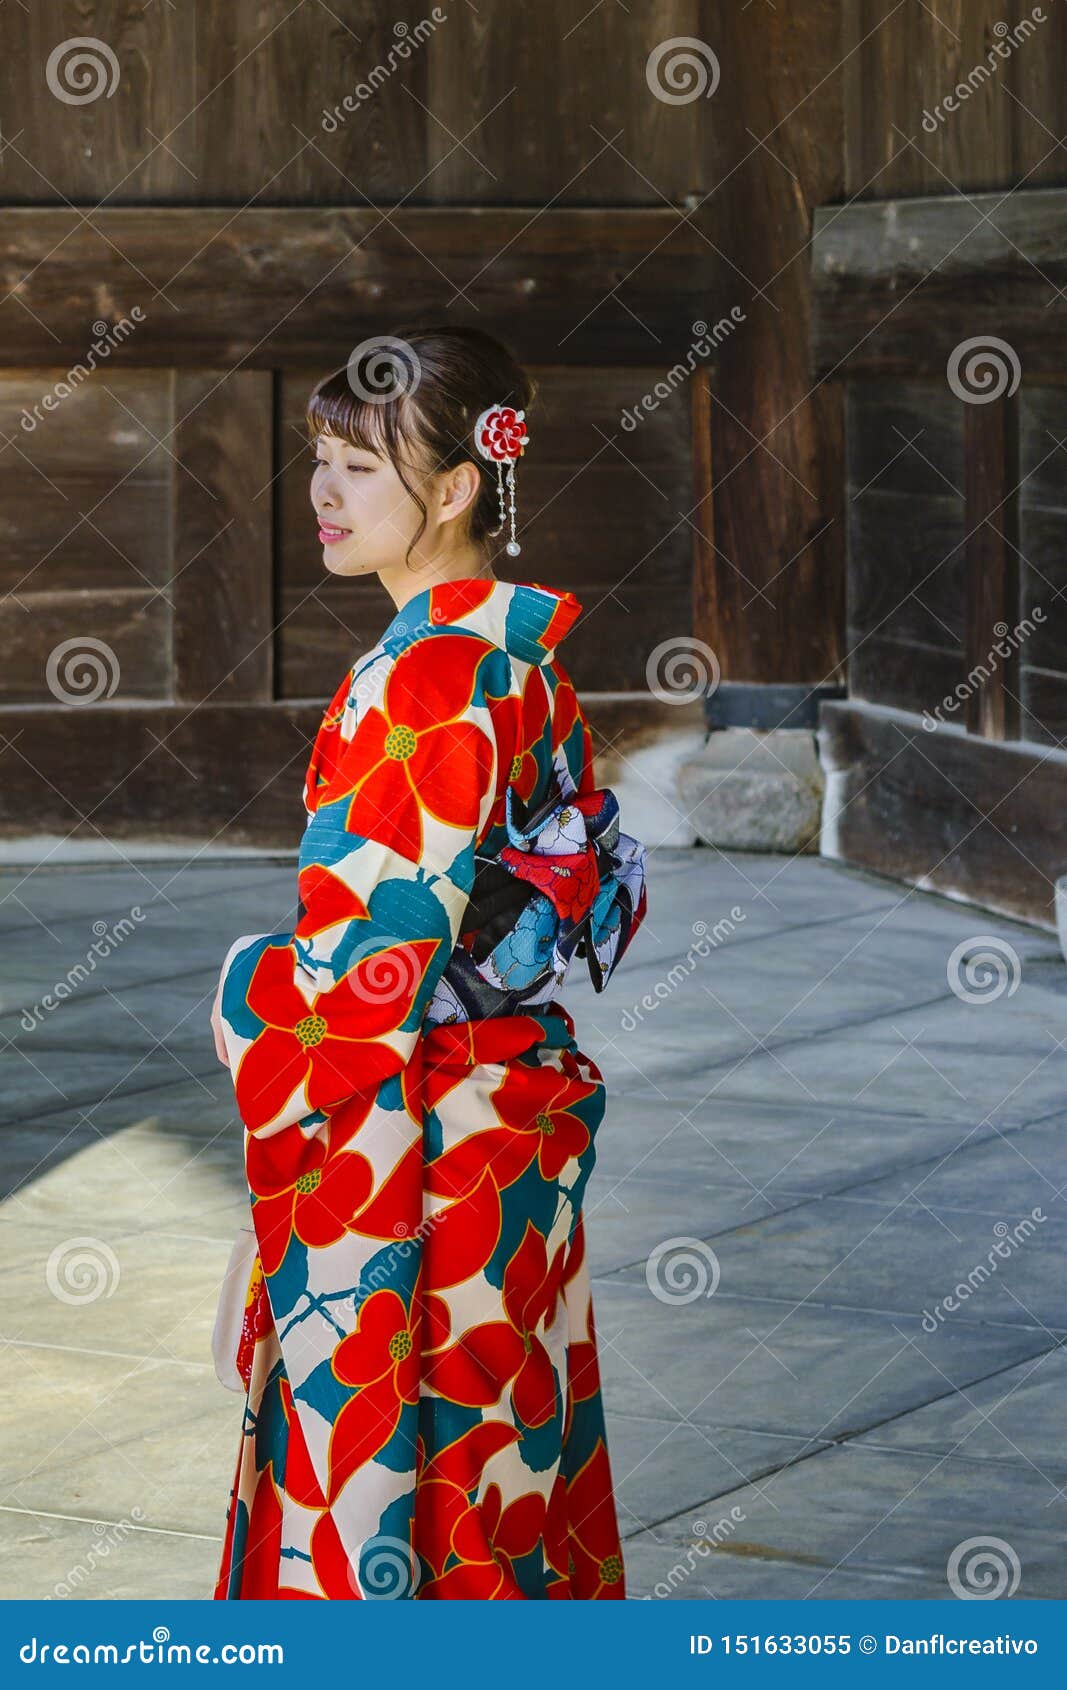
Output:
[{"xmin": 1, "ymin": 845, "xmax": 1064, "ymax": 1600}]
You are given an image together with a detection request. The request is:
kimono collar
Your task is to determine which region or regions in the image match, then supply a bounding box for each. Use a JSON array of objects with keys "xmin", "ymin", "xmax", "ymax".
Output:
[{"xmin": 380, "ymin": 576, "xmax": 582, "ymax": 668}]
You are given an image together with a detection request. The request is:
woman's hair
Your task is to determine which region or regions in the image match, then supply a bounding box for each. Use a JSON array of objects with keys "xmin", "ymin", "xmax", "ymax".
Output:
[{"xmin": 305, "ymin": 324, "xmax": 536, "ymax": 565}]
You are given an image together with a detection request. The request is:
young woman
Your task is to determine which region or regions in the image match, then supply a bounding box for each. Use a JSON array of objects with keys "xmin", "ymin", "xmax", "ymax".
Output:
[{"xmin": 209, "ymin": 326, "xmax": 648, "ymax": 1600}]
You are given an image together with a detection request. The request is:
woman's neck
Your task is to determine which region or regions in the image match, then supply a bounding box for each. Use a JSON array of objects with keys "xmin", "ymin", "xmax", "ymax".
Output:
[{"xmin": 379, "ymin": 548, "xmax": 496, "ymax": 614}]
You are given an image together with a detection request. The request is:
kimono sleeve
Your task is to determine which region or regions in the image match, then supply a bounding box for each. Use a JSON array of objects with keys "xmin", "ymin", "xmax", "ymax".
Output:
[{"xmin": 217, "ymin": 634, "xmax": 508, "ymax": 1138}]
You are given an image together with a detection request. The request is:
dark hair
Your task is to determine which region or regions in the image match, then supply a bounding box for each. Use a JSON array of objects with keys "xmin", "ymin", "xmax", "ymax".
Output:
[{"xmin": 305, "ymin": 324, "xmax": 536, "ymax": 566}]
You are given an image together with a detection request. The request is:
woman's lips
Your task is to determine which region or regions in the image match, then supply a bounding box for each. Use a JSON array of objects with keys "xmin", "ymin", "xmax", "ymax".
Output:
[{"xmin": 318, "ymin": 521, "xmax": 350, "ymax": 543}]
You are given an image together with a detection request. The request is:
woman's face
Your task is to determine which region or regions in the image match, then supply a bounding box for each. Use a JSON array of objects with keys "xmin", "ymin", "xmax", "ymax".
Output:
[
  {"xmin": 310, "ymin": 428, "xmax": 478, "ymax": 580},
  {"xmin": 310, "ymin": 430, "xmax": 425, "ymax": 578}
]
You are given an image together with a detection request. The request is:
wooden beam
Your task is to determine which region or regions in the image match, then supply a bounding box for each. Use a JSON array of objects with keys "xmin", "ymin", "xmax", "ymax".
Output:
[
  {"xmin": 0, "ymin": 694, "xmax": 696, "ymax": 848},
  {"xmin": 0, "ymin": 207, "xmax": 718, "ymax": 370},
  {"xmin": 811, "ymin": 187, "xmax": 1067, "ymax": 376},
  {"xmin": 820, "ymin": 698, "xmax": 1067, "ymax": 926}
]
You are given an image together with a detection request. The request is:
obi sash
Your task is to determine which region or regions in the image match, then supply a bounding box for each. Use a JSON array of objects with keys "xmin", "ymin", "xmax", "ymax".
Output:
[{"xmin": 428, "ymin": 775, "xmax": 648, "ymax": 1027}]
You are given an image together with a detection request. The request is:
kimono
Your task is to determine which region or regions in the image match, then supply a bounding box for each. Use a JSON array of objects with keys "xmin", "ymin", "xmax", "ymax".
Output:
[{"xmin": 212, "ymin": 575, "xmax": 648, "ymax": 1600}]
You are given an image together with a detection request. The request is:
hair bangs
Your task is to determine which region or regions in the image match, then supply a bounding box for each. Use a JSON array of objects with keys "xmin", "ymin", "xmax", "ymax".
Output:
[{"xmin": 304, "ymin": 369, "xmax": 412, "ymax": 464}]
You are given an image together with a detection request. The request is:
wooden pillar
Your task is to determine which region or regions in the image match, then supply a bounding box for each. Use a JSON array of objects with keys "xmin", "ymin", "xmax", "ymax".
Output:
[{"xmin": 963, "ymin": 396, "xmax": 1020, "ymax": 742}]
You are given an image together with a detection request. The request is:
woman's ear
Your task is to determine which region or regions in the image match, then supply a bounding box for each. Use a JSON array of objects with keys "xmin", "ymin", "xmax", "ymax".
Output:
[{"xmin": 437, "ymin": 459, "xmax": 481, "ymax": 527}]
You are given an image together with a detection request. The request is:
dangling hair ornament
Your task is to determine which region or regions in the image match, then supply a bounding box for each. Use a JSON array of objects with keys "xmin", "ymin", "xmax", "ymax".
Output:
[{"xmin": 474, "ymin": 404, "xmax": 529, "ymax": 557}]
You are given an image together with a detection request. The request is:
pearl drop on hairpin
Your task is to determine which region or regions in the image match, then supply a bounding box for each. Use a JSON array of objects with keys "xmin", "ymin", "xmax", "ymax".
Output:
[{"xmin": 474, "ymin": 403, "xmax": 528, "ymax": 559}]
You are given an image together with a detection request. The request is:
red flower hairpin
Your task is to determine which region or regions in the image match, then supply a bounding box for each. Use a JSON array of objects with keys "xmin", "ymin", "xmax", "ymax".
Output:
[{"xmin": 474, "ymin": 404, "xmax": 530, "ymax": 557}]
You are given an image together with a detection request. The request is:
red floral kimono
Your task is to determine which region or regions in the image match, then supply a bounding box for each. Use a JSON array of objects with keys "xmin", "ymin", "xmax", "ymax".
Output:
[{"xmin": 212, "ymin": 576, "xmax": 647, "ymax": 1600}]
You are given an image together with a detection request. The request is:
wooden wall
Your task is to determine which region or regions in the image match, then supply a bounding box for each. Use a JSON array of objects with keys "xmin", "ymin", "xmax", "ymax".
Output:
[
  {"xmin": 815, "ymin": 0, "xmax": 1067, "ymax": 925},
  {"xmin": 0, "ymin": 0, "xmax": 857, "ymax": 844},
  {"xmin": 6, "ymin": 0, "xmax": 1067, "ymax": 879}
]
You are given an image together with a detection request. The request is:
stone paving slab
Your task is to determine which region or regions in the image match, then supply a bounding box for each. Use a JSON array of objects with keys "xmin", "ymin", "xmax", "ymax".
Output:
[
  {"xmin": 583, "ymin": 1172, "xmax": 782, "ymax": 1277},
  {"xmin": 588, "ymin": 1275, "xmax": 1051, "ymax": 1441},
  {"xmin": 0, "ymin": 1049, "xmax": 224, "ymax": 1130},
  {"xmin": 652, "ymin": 1001, "xmax": 1067, "ymax": 1128},
  {"xmin": 605, "ymin": 1410, "xmax": 834, "ymax": 1541},
  {"xmin": 625, "ymin": 1444, "xmax": 1065, "ymax": 1600},
  {"xmin": 0, "ymin": 859, "xmax": 294, "ymax": 932},
  {"xmin": 845, "ymin": 1111, "xmax": 1066, "ymax": 1218},
  {"xmin": 1, "ymin": 1073, "xmax": 241, "ymax": 1204},
  {"xmin": 0, "ymin": 1342, "xmax": 232, "ymax": 1491},
  {"xmin": 0, "ymin": 1227, "xmax": 232, "ymax": 1369},
  {"xmin": 2, "ymin": 1122, "xmax": 245, "ymax": 1234},
  {"xmin": 617, "ymin": 1533, "xmax": 948, "ymax": 1600},
  {"xmin": 5, "ymin": 1395, "xmax": 245, "ymax": 1542},
  {"xmin": 851, "ymin": 1344, "xmax": 1067, "ymax": 1473},
  {"xmin": 587, "ymin": 1093, "xmax": 1020, "ymax": 1200},
  {"xmin": 606, "ymin": 1191, "xmax": 1067, "ymax": 1330},
  {"xmin": 0, "ymin": 1507, "xmax": 222, "ymax": 1600}
]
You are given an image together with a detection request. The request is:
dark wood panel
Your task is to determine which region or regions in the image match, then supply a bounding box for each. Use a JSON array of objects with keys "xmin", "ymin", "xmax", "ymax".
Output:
[
  {"xmin": 846, "ymin": 381, "xmax": 964, "ymax": 497},
  {"xmin": 277, "ymin": 462, "xmax": 693, "ymax": 699},
  {"xmin": 172, "ymin": 371, "xmax": 275, "ymax": 703},
  {"xmin": 1019, "ymin": 386, "xmax": 1067, "ymax": 510},
  {"xmin": 0, "ymin": 594, "xmax": 169, "ymax": 705},
  {"xmin": 426, "ymin": 0, "xmax": 706, "ymax": 205},
  {"xmin": 0, "ymin": 207, "xmax": 718, "ymax": 371},
  {"xmin": 820, "ymin": 698, "xmax": 1067, "ymax": 927},
  {"xmin": 812, "ymin": 187, "xmax": 1067, "ymax": 375},
  {"xmin": 0, "ymin": 703, "xmax": 319, "ymax": 846},
  {"xmin": 1020, "ymin": 667, "xmax": 1067, "ymax": 746},
  {"xmin": 0, "ymin": 1, "xmax": 194, "ymax": 202},
  {"xmin": 0, "ymin": 1, "xmax": 716, "ymax": 208},
  {"xmin": 1018, "ymin": 505, "xmax": 1067, "ymax": 674},
  {"xmin": 691, "ymin": 364, "xmax": 715, "ymax": 653},
  {"xmin": 842, "ymin": 0, "xmax": 1017, "ymax": 200},
  {"xmin": 847, "ymin": 635, "xmax": 962, "ymax": 722},
  {"xmin": 0, "ymin": 371, "xmax": 172, "ymax": 596},
  {"xmin": 1009, "ymin": 3, "xmax": 1067, "ymax": 185},
  {"xmin": 198, "ymin": 3, "xmax": 428, "ymax": 204},
  {"xmin": 847, "ymin": 487, "xmax": 967, "ymax": 649}
]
